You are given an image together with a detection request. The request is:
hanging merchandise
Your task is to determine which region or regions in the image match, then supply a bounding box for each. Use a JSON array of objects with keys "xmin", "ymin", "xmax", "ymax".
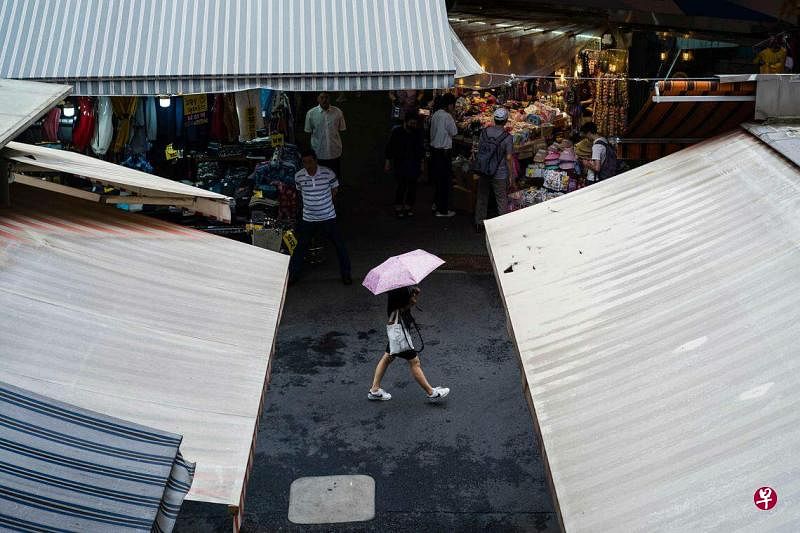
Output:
[
  {"xmin": 91, "ymin": 96, "xmax": 113, "ymax": 156},
  {"xmin": 210, "ymin": 94, "xmax": 226, "ymax": 142},
  {"xmin": 42, "ymin": 107, "xmax": 61, "ymax": 142},
  {"xmin": 71, "ymin": 97, "xmax": 96, "ymax": 152},
  {"xmin": 223, "ymin": 93, "xmax": 240, "ymax": 143},
  {"xmin": 111, "ymin": 97, "xmax": 138, "ymax": 153},
  {"xmin": 235, "ymin": 89, "xmax": 265, "ymax": 142},
  {"xmin": 260, "ymin": 89, "xmax": 275, "ymax": 119},
  {"xmin": 129, "ymin": 97, "xmax": 149, "ymax": 154},
  {"xmin": 594, "ymin": 74, "xmax": 628, "ymax": 137},
  {"xmin": 184, "ymin": 94, "xmax": 210, "ymax": 148},
  {"xmin": 145, "ymin": 96, "xmax": 158, "ymax": 142}
]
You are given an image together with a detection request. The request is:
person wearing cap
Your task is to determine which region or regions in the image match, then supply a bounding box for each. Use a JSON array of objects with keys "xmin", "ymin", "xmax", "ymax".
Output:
[{"xmin": 474, "ymin": 107, "xmax": 517, "ymax": 230}]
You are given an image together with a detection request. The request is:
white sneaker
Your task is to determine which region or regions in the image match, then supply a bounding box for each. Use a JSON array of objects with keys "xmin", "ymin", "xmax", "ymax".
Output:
[
  {"xmin": 435, "ymin": 210, "xmax": 456, "ymax": 218},
  {"xmin": 427, "ymin": 386, "xmax": 450, "ymax": 401},
  {"xmin": 368, "ymin": 388, "xmax": 392, "ymax": 401}
]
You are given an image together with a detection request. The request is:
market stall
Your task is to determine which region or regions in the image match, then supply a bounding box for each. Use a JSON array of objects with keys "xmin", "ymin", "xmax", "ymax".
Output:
[
  {"xmin": 485, "ymin": 125, "xmax": 800, "ymax": 532},
  {"xmin": 0, "ymin": 184, "xmax": 289, "ymax": 533}
]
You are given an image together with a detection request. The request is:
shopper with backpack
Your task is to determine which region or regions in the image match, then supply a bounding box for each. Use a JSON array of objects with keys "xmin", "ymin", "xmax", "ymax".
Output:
[
  {"xmin": 580, "ymin": 121, "xmax": 618, "ymax": 184},
  {"xmin": 473, "ymin": 107, "xmax": 517, "ymax": 230}
]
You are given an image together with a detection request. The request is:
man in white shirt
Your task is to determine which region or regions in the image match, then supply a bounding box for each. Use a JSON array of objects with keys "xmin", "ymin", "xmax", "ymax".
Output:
[
  {"xmin": 579, "ymin": 121, "xmax": 616, "ymax": 184},
  {"xmin": 429, "ymin": 93, "xmax": 458, "ymax": 217},
  {"xmin": 289, "ymin": 148, "xmax": 352, "ymax": 286},
  {"xmin": 305, "ymin": 92, "xmax": 347, "ymax": 183}
]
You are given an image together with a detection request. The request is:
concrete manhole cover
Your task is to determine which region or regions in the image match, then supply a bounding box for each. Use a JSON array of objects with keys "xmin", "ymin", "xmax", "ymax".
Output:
[{"xmin": 288, "ymin": 474, "xmax": 375, "ymax": 524}]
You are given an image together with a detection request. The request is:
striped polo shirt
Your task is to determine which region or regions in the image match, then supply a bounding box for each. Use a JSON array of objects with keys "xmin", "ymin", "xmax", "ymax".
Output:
[{"xmin": 294, "ymin": 166, "xmax": 339, "ymax": 222}]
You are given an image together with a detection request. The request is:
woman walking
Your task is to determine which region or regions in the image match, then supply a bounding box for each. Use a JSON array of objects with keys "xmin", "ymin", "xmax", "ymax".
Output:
[{"xmin": 367, "ymin": 285, "xmax": 450, "ymax": 402}]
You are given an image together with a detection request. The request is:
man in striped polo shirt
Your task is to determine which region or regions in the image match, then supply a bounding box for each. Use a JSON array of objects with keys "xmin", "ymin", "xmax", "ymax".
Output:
[{"xmin": 288, "ymin": 148, "xmax": 352, "ymax": 286}]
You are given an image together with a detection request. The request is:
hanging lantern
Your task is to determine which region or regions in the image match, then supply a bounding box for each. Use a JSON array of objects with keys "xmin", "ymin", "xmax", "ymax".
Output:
[{"xmin": 660, "ymin": 51, "xmax": 668, "ymax": 61}]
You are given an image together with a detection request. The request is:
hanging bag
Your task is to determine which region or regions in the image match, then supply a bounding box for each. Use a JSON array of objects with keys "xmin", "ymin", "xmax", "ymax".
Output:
[{"xmin": 387, "ymin": 310, "xmax": 415, "ymax": 355}]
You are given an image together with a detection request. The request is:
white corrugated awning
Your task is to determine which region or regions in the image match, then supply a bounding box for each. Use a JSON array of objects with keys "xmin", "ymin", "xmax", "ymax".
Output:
[
  {"xmin": 0, "ymin": 0, "xmax": 477, "ymax": 94},
  {"xmin": 450, "ymin": 26, "xmax": 484, "ymax": 79},
  {"xmin": 3, "ymin": 141, "xmax": 232, "ymax": 222},
  {"xmin": 486, "ymin": 128, "xmax": 800, "ymax": 531},
  {"xmin": 0, "ymin": 79, "xmax": 70, "ymax": 149},
  {"xmin": 0, "ymin": 185, "xmax": 288, "ymax": 520}
]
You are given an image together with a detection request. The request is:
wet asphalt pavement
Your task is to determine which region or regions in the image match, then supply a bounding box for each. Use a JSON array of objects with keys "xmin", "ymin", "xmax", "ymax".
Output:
[{"xmin": 175, "ymin": 92, "xmax": 557, "ymax": 532}]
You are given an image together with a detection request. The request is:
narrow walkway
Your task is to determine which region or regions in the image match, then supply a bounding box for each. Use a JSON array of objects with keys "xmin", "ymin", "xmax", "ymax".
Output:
[{"xmin": 176, "ymin": 93, "xmax": 556, "ymax": 532}]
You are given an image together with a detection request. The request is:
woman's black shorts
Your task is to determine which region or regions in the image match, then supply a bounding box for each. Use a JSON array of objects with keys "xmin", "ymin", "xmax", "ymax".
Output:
[{"xmin": 385, "ymin": 343, "xmax": 418, "ymax": 360}]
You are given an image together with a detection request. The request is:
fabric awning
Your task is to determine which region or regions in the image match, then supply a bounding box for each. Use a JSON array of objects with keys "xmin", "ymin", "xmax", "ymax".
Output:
[
  {"xmin": 450, "ymin": 26, "xmax": 484, "ymax": 79},
  {"xmin": 619, "ymin": 80, "xmax": 756, "ymax": 161},
  {"xmin": 485, "ymin": 127, "xmax": 800, "ymax": 531},
  {"xmin": 0, "ymin": 380, "xmax": 194, "ymax": 533},
  {"xmin": 0, "ymin": 0, "xmax": 478, "ymax": 95},
  {"xmin": 3, "ymin": 141, "xmax": 232, "ymax": 222},
  {"xmin": 0, "ymin": 79, "xmax": 70, "ymax": 149},
  {"xmin": 0, "ymin": 185, "xmax": 288, "ymax": 522}
]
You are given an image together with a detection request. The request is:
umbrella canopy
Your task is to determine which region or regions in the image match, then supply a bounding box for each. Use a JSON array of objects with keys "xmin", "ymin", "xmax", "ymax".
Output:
[{"xmin": 362, "ymin": 249, "xmax": 445, "ymax": 295}]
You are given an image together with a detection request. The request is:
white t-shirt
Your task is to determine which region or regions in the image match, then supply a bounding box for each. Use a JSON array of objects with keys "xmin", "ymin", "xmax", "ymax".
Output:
[
  {"xmin": 587, "ymin": 138, "xmax": 608, "ymax": 182},
  {"xmin": 430, "ymin": 109, "xmax": 457, "ymax": 149},
  {"xmin": 305, "ymin": 105, "xmax": 346, "ymax": 160}
]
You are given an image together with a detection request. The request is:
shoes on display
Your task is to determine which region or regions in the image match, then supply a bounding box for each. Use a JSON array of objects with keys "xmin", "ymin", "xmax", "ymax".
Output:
[
  {"xmin": 435, "ymin": 210, "xmax": 456, "ymax": 218},
  {"xmin": 368, "ymin": 388, "xmax": 392, "ymax": 401},
  {"xmin": 427, "ymin": 387, "xmax": 450, "ymax": 402}
]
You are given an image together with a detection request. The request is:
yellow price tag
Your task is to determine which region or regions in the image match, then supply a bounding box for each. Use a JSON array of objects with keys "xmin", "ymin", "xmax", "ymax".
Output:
[
  {"xmin": 271, "ymin": 134, "xmax": 284, "ymax": 148},
  {"xmin": 165, "ymin": 143, "xmax": 180, "ymax": 160},
  {"xmin": 283, "ymin": 229, "xmax": 298, "ymax": 254},
  {"xmin": 253, "ymin": 190, "xmax": 263, "ymax": 198}
]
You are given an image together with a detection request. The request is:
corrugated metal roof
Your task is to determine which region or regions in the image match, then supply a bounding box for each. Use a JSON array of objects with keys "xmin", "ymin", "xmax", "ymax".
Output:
[
  {"xmin": 0, "ymin": 380, "xmax": 194, "ymax": 533},
  {"xmin": 4, "ymin": 141, "xmax": 232, "ymax": 222},
  {"xmin": 743, "ymin": 122, "xmax": 800, "ymax": 168},
  {"xmin": 486, "ymin": 129, "xmax": 800, "ymax": 532},
  {"xmin": 0, "ymin": 0, "xmax": 472, "ymax": 94},
  {"xmin": 0, "ymin": 78, "xmax": 70, "ymax": 149},
  {"xmin": 0, "ymin": 185, "xmax": 289, "ymax": 509}
]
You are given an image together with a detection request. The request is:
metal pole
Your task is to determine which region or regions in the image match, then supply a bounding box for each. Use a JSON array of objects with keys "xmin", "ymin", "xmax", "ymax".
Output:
[{"xmin": 664, "ymin": 48, "xmax": 682, "ymax": 80}]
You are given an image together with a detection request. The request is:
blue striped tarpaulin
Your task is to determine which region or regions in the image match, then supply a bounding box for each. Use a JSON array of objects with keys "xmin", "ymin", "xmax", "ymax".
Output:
[
  {"xmin": 0, "ymin": 381, "xmax": 194, "ymax": 533},
  {"xmin": 0, "ymin": 0, "xmax": 478, "ymax": 95}
]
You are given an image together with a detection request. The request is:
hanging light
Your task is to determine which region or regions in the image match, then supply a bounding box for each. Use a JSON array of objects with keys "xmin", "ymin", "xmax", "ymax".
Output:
[
  {"xmin": 158, "ymin": 95, "xmax": 172, "ymax": 108},
  {"xmin": 681, "ymin": 51, "xmax": 693, "ymax": 61},
  {"xmin": 609, "ymin": 63, "xmax": 618, "ymax": 73},
  {"xmin": 660, "ymin": 51, "xmax": 668, "ymax": 61},
  {"xmin": 62, "ymin": 100, "xmax": 75, "ymax": 117}
]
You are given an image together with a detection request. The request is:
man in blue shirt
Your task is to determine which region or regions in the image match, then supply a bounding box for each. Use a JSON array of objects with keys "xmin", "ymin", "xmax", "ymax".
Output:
[{"xmin": 289, "ymin": 148, "xmax": 352, "ymax": 286}]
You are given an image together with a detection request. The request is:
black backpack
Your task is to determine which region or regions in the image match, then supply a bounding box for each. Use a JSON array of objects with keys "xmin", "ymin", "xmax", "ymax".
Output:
[
  {"xmin": 594, "ymin": 139, "xmax": 619, "ymax": 180},
  {"xmin": 472, "ymin": 129, "xmax": 510, "ymax": 176}
]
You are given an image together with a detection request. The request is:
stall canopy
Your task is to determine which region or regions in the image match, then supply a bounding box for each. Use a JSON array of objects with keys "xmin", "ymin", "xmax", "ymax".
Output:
[
  {"xmin": 0, "ymin": 380, "xmax": 194, "ymax": 533},
  {"xmin": 0, "ymin": 185, "xmax": 289, "ymax": 523},
  {"xmin": 486, "ymin": 127, "xmax": 800, "ymax": 531},
  {"xmin": 619, "ymin": 80, "xmax": 756, "ymax": 161},
  {"xmin": 0, "ymin": 79, "xmax": 70, "ymax": 149},
  {"xmin": 3, "ymin": 141, "xmax": 232, "ymax": 222},
  {"xmin": 0, "ymin": 0, "xmax": 479, "ymax": 95}
]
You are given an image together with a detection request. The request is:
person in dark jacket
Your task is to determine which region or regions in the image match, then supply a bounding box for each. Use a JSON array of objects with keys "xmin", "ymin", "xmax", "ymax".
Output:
[
  {"xmin": 368, "ymin": 286, "xmax": 450, "ymax": 402},
  {"xmin": 385, "ymin": 112, "xmax": 424, "ymax": 218}
]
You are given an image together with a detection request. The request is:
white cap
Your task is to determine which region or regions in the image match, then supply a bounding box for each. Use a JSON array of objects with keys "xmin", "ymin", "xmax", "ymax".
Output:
[{"xmin": 493, "ymin": 107, "xmax": 509, "ymax": 121}]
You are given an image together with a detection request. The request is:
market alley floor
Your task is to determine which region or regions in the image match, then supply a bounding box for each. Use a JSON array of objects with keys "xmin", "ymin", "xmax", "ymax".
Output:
[
  {"xmin": 176, "ymin": 91, "xmax": 556, "ymax": 532},
  {"xmin": 175, "ymin": 176, "xmax": 557, "ymax": 532}
]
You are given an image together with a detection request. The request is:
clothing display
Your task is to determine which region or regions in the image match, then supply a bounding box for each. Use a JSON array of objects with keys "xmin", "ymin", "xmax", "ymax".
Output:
[
  {"xmin": 71, "ymin": 97, "xmax": 96, "ymax": 152},
  {"xmin": 90, "ymin": 96, "xmax": 113, "ymax": 156}
]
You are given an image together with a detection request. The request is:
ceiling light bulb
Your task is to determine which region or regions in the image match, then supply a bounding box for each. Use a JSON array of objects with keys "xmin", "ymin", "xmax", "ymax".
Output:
[
  {"xmin": 660, "ymin": 51, "xmax": 668, "ymax": 61},
  {"xmin": 158, "ymin": 96, "xmax": 172, "ymax": 108},
  {"xmin": 62, "ymin": 102, "xmax": 75, "ymax": 117}
]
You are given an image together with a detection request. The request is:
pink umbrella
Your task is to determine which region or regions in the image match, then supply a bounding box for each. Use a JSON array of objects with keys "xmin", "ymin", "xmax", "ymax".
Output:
[{"xmin": 362, "ymin": 249, "xmax": 445, "ymax": 295}]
